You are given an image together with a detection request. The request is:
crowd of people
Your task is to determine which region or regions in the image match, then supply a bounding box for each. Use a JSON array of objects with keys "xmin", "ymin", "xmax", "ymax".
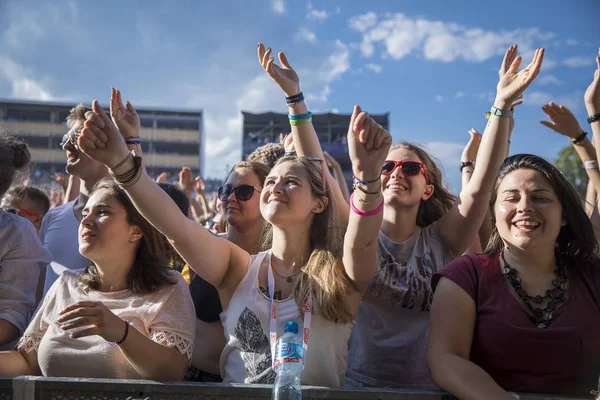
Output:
[{"xmin": 0, "ymin": 43, "xmax": 599, "ymax": 399}]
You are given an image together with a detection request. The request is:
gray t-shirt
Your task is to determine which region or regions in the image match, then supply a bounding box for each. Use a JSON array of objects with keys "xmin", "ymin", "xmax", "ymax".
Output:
[
  {"xmin": 347, "ymin": 221, "xmax": 454, "ymax": 389},
  {"xmin": 39, "ymin": 200, "xmax": 91, "ymax": 294}
]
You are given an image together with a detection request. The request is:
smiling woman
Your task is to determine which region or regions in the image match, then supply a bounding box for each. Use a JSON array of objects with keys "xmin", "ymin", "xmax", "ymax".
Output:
[
  {"xmin": 0, "ymin": 179, "xmax": 196, "ymax": 381},
  {"xmin": 428, "ymin": 154, "xmax": 600, "ymax": 397}
]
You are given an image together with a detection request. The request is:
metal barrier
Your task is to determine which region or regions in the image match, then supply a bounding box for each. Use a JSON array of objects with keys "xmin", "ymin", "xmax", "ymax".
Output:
[{"xmin": 0, "ymin": 377, "xmax": 589, "ymax": 400}]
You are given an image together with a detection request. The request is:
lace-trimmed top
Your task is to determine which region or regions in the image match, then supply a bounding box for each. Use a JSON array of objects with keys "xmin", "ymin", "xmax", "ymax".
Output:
[{"xmin": 17, "ymin": 269, "xmax": 195, "ymax": 378}]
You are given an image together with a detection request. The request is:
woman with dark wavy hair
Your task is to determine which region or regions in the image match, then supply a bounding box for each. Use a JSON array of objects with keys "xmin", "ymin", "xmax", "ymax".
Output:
[
  {"xmin": 429, "ymin": 154, "xmax": 600, "ymax": 397},
  {"xmin": 0, "ymin": 179, "xmax": 195, "ymax": 380}
]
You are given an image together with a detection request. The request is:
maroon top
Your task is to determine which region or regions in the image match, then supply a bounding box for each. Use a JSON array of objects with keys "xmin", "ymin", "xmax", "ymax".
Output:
[{"xmin": 432, "ymin": 253, "xmax": 600, "ymax": 396}]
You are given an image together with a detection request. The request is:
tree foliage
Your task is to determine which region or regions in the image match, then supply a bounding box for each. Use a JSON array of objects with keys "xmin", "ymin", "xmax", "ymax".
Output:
[{"xmin": 553, "ymin": 145, "xmax": 588, "ymax": 200}]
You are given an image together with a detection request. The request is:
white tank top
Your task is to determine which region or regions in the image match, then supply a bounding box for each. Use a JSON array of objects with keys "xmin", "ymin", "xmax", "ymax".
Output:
[{"xmin": 219, "ymin": 251, "xmax": 354, "ymax": 387}]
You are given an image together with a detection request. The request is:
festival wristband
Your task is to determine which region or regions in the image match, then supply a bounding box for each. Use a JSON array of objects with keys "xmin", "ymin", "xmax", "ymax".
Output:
[
  {"xmin": 290, "ymin": 118, "xmax": 312, "ymax": 126},
  {"xmin": 289, "ymin": 112, "xmax": 312, "ymax": 120}
]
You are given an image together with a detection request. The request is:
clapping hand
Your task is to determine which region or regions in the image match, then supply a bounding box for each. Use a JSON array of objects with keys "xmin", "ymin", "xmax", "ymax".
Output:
[
  {"xmin": 258, "ymin": 43, "xmax": 300, "ymax": 97},
  {"xmin": 540, "ymin": 102, "xmax": 583, "ymax": 140},
  {"xmin": 179, "ymin": 167, "xmax": 194, "ymax": 195},
  {"xmin": 58, "ymin": 301, "xmax": 127, "ymax": 342},
  {"xmin": 110, "ymin": 88, "xmax": 141, "ymax": 140},
  {"xmin": 78, "ymin": 100, "xmax": 129, "ymax": 169},
  {"xmin": 495, "ymin": 45, "xmax": 544, "ymax": 108},
  {"xmin": 347, "ymin": 105, "xmax": 392, "ymax": 180}
]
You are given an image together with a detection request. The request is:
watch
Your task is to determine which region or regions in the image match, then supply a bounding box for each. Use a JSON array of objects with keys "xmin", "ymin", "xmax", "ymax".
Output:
[
  {"xmin": 588, "ymin": 113, "xmax": 600, "ymax": 124},
  {"xmin": 489, "ymin": 105, "xmax": 514, "ymax": 119}
]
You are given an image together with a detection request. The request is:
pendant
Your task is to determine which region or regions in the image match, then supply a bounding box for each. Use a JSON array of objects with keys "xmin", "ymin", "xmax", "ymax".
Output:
[{"xmin": 286, "ymin": 276, "xmax": 293, "ymax": 283}]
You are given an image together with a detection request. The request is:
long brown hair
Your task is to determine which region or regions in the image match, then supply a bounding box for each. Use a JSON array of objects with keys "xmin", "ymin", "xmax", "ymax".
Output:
[
  {"xmin": 79, "ymin": 179, "xmax": 176, "ymax": 294},
  {"xmin": 273, "ymin": 156, "xmax": 353, "ymax": 324},
  {"xmin": 228, "ymin": 160, "xmax": 272, "ymax": 252},
  {"xmin": 484, "ymin": 154, "xmax": 598, "ymax": 262},
  {"xmin": 388, "ymin": 142, "xmax": 456, "ymax": 227}
]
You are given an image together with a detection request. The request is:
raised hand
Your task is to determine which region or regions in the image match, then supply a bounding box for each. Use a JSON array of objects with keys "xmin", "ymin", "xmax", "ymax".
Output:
[
  {"xmin": 78, "ymin": 100, "xmax": 129, "ymax": 169},
  {"xmin": 155, "ymin": 172, "xmax": 168, "ymax": 184},
  {"xmin": 58, "ymin": 301, "xmax": 127, "ymax": 342},
  {"xmin": 179, "ymin": 167, "xmax": 194, "ymax": 195},
  {"xmin": 50, "ymin": 172, "xmax": 68, "ymax": 190},
  {"xmin": 462, "ymin": 128, "xmax": 482, "ymax": 162},
  {"xmin": 499, "ymin": 44, "xmax": 518, "ymax": 80},
  {"xmin": 258, "ymin": 43, "xmax": 300, "ymax": 96},
  {"xmin": 584, "ymin": 52, "xmax": 600, "ymax": 114},
  {"xmin": 280, "ymin": 133, "xmax": 296, "ymax": 153},
  {"xmin": 540, "ymin": 102, "xmax": 583, "ymax": 140},
  {"xmin": 110, "ymin": 88, "xmax": 141, "ymax": 139},
  {"xmin": 347, "ymin": 105, "xmax": 392, "ymax": 180},
  {"xmin": 496, "ymin": 46, "xmax": 544, "ymax": 107},
  {"xmin": 194, "ymin": 176, "xmax": 206, "ymax": 194}
]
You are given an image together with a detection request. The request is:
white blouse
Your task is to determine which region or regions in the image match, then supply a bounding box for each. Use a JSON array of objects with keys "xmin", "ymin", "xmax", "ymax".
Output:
[{"xmin": 18, "ymin": 269, "xmax": 196, "ymax": 379}]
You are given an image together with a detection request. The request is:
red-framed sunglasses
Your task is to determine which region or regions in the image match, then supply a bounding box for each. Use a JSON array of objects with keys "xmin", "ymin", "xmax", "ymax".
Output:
[{"xmin": 381, "ymin": 160, "xmax": 429, "ymax": 184}]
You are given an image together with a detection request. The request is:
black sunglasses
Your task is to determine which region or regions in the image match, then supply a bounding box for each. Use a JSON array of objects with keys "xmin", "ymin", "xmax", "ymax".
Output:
[{"xmin": 218, "ymin": 184, "xmax": 260, "ymax": 202}]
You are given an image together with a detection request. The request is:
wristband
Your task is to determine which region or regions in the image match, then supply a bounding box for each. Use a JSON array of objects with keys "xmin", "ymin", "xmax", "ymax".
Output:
[
  {"xmin": 571, "ymin": 131, "xmax": 587, "ymax": 145},
  {"xmin": 584, "ymin": 160, "xmax": 599, "ymax": 170},
  {"xmin": 288, "ymin": 112, "xmax": 312, "ymax": 120},
  {"xmin": 587, "ymin": 113, "xmax": 600, "ymax": 124},
  {"xmin": 353, "ymin": 184, "xmax": 380, "ymax": 195},
  {"xmin": 125, "ymin": 139, "xmax": 141, "ymax": 145},
  {"xmin": 349, "ymin": 193, "xmax": 384, "ymax": 217},
  {"xmin": 286, "ymin": 92, "xmax": 304, "ymax": 106},
  {"xmin": 489, "ymin": 105, "xmax": 514, "ymax": 119},
  {"xmin": 289, "ymin": 118, "xmax": 312, "ymax": 126},
  {"xmin": 460, "ymin": 161, "xmax": 474, "ymax": 172},
  {"xmin": 353, "ymin": 175, "xmax": 381, "ymax": 185}
]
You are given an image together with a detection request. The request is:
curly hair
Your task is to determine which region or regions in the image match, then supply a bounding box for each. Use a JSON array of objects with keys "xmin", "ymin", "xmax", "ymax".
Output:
[
  {"xmin": 0, "ymin": 130, "xmax": 31, "ymax": 197},
  {"xmin": 246, "ymin": 143, "xmax": 285, "ymax": 169}
]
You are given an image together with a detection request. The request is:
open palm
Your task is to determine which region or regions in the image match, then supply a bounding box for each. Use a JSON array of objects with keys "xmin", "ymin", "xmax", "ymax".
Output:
[
  {"xmin": 258, "ymin": 43, "xmax": 300, "ymax": 97},
  {"xmin": 584, "ymin": 56, "xmax": 600, "ymax": 112},
  {"xmin": 496, "ymin": 48, "xmax": 544, "ymax": 105}
]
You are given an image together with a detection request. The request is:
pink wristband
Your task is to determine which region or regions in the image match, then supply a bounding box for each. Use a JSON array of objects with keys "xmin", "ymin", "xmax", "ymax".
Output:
[{"xmin": 350, "ymin": 192, "xmax": 384, "ymax": 216}]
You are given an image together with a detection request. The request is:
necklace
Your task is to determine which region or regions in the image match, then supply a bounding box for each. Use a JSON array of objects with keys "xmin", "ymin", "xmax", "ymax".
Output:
[
  {"xmin": 270, "ymin": 253, "xmax": 303, "ymax": 283},
  {"xmin": 500, "ymin": 250, "xmax": 568, "ymax": 328}
]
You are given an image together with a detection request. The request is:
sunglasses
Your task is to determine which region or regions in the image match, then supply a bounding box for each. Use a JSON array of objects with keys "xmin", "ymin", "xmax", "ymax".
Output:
[
  {"xmin": 2, "ymin": 207, "xmax": 43, "ymax": 218},
  {"xmin": 218, "ymin": 184, "xmax": 261, "ymax": 202},
  {"xmin": 381, "ymin": 160, "xmax": 429, "ymax": 184},
  {"xmin": 60, "ymin": 128, "xmax": 82, "ymax": 148}
]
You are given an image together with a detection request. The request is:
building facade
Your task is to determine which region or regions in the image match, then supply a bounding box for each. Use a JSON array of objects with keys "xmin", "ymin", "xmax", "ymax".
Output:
[
  {"xmin": 242, "ymin": 111, "xmax": 390, "ymax": 188},
  {"xmin": 0, "ymin": 100, "xmax": 204, "ymax": 182}
]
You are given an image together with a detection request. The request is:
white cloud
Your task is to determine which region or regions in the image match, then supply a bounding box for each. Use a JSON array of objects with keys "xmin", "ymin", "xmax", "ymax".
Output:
[
  {"xmin": 348, "ymin": 12, "xmax": 555, "ymax": 65},
  {"xmin": 0, "ymin": 56, "xmax": 55, "ymax": 101},
  {"xmin": 306, "ymin": 2, "xmax": 331, "ymax": 22},
  {"xmin": 563, "ymin": 56, "xmax": 594, "ymax": 68},
  {"xmin": 272, "ymin": 0, "xmax": 285, "ymax": 14},
  {"xmin": 523, "ymin": 90, "xmax": 582, "ymax": 110},
  {"xmin": 537, "ymin": 75, "xmax": 563, "ymax": 85},
  {"xmin": 296, "ymin": 28, "xmax": 317, "ymax": 43},
  {"xmin": 455, "ymin": 91, "xmax": 466, "ymax": 98},
  {"xmin": 348, "ymin": 12, "xmax": 378, "ymax": 33},
  {"xmin": 435, "ymin": 95, "xmax": 445, "ymax": 102},
  {"xmin": 566, "ymin": 39, "xmax": 578, "ymax": 46},
  {"xmin": 365, "ymin": 63, "xmax": 382, "ymax": 73}
]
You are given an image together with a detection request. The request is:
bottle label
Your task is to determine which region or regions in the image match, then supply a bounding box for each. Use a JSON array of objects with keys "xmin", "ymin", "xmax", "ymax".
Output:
[{"xmin": 274, "ymin": 342, "xmax": 305, "ymax": 367}]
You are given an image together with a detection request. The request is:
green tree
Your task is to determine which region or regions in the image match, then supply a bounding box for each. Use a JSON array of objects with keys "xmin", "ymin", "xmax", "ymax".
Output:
[{"xmin": 553, "ymin": 145, "xmax": 588, "ymax": 200}]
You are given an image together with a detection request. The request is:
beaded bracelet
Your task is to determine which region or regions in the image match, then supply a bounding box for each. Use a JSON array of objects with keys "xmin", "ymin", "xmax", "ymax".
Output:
[{"xmin": 353, "ymin": 175, "xmax": 380, "ymax": 185}]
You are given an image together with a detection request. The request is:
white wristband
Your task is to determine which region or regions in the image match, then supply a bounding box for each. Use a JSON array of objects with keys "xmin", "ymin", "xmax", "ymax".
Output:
[{"xmin": 584, "ymin": 160, "xmax": 599, "ymax": 170}]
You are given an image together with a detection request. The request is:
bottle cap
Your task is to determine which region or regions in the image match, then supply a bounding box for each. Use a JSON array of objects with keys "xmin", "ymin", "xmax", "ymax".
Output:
[{"xmin": 284, "ymin": 321, "xmax": 299, "ymax": 334}]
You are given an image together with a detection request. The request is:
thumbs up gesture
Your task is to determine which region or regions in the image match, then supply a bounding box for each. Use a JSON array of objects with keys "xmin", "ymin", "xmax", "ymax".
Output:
[{"xmin": 78, "ymin": 99, "xmax": 130, "ymax": 169}]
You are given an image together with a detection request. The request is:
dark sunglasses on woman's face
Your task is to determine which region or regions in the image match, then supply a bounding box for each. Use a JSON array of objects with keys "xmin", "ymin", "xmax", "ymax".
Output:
[
  {"xmin": 218, "ymin": 184, "xmax": 261, "ymax": 202},
  {"xmin": 381, "ymin": 160, "xmax": 429, "ymax": 184}
]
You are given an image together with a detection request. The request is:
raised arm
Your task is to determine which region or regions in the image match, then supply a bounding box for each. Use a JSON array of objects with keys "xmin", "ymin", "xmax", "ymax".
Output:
[
  {"xmin": 439, "ymin": 45, "xmax": 545, "ymax": 257},
  {"xmin": 540, "ymin": 102, "xmax": 600, "ymax": 194},
  {"xmin": 78, "ymin": 100, "xmax": 250, "ymax": 293},
  {"xmin": 586, "ymin": 53, "xmax": 600, "ymax": 198},
  {"xmin": 258, "ymin": 43, "xmax": 349, "ymax": 219},
  {"xmin": 428, "ymin": 277, "xmax": 516, "ymax": 400},
  {"xmin": 343, "ymin": 106, "xmax": 391, "ymax": 293}
]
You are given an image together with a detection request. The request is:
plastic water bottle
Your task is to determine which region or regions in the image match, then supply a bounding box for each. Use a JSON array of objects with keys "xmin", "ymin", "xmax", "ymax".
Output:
[{"xmin": 272, "ymin": 321, "xmax": 304, "ymax": 400}]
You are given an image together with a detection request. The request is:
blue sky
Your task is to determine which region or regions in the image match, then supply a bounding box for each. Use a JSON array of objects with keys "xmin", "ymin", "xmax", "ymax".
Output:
[{"xmin": 1, "ymin": 0, "xmax": 599, "ymax": 191}]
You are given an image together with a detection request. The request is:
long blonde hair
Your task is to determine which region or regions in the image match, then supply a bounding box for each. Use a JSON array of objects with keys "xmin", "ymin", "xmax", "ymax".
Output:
[
  {"xmin": 388, "ymin": 142, "xmax": 455, "ymax": 227},
  {"xmin": 270, "ymin": 156, "xmax": 353, "ymax": 324}
]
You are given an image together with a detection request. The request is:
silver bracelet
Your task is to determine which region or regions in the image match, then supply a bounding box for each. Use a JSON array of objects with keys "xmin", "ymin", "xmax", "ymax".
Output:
[{"xmin": 584, "ymin": 160, "xmax": 599, "ymax": 170}]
